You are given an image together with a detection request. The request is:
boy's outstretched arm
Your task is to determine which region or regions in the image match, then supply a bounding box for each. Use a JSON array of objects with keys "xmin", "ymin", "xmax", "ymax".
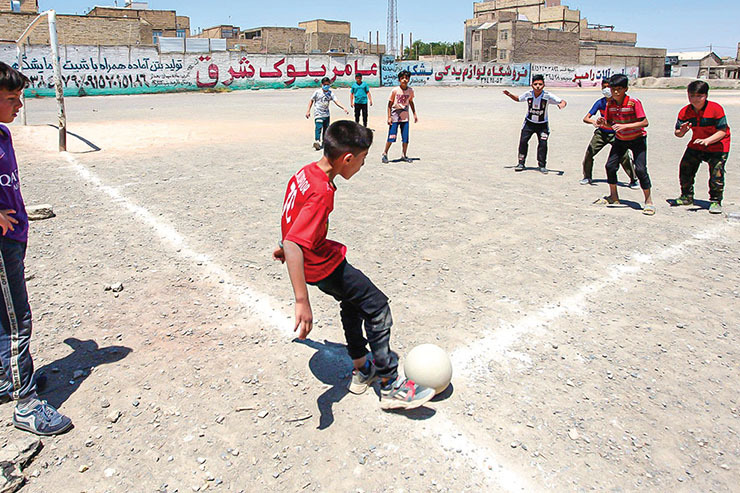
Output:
[
  {"xmin": 306, "ymin": 100, "xmax": 314, "ymax": 119},
  {"xmin": 333, "ymin": 99, "xmax": 350, "ymax": 114},
  {"xmin": 583, "ymin": 112, "xmax": 598, "ymax": 126},
  {"xmin": 282, "ymin": 240, "xmax": 313, "ymax": 339},
  {"xmin": 693, "ymin": 129, "xmax": 727, "ymax": 147},
  {"xmin": 502, "ymin": 90, "xmax": 519, "ymax": 102}
]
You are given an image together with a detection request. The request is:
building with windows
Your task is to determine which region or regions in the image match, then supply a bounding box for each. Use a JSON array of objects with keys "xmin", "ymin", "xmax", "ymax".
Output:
[
  {"xmin": 464, "ymin": 0, "xmax": 666, "ymax": 76},
  {"xmin": 1, "ymin": 0, "xmax": 37, "ymax": 13},
  {"xmin": 87, "ymin": 3, "xmax": 190, "ymax": 45}
]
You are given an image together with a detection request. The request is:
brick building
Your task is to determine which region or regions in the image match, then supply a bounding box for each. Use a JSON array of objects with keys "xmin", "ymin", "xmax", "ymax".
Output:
[
  {"xmin": 299, "ymin": 19, "xmax": 352, "ymax": 53},
  {"xmin": 465, "ymin": 0, "xmax": 666, "ymax": 76},
  {"xmin": 87, "ymin": 3, "xmax": 190, "ymax": 45},
  {"xmin": 0, "ymin": 0, "xmax": 37, "ymax": 13}
]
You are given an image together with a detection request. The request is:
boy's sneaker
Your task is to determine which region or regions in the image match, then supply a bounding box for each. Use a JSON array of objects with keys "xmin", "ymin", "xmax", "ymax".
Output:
[
  {"xmin": 313, "ymin": 141, "xmax": 321, "ymax": 150},
  {"xmin": 348, "ymin": 359, "xmax": 377, "ymax": 395},
  {"xmin": 539, "ymin": 166, "xmax": 549, "ymax": 174},
  {"xmin": 13, "ymin": 396, "xmax": 73, "ymax": 436},
  {"xmin": 673, "ymin": 195, "xmax": 694, "ymax": 206},
  {"xmin": 514, "ymin": 163, "xmax": 525, "ymax": 172},
  {"xmin": 709, "ymin": 202, "xmax": 723, "ymax": 214},
  {"xmin": 629, "ymin": 180, "xmax": 640, "ymax": 189},
  {"xmin": 380, "ymin": 378, "xmax": 435, "ymax": 410},
  {"xmin": 381, "ymin": 154, "xmax": 389, "ymax": 164},
  {"xmin": 579, "ymin": 178, "xmax": 591, "ymax": 185},
  {"xmin": 401, "ymin": 156, "xmax": 413, "ymax": 163}
]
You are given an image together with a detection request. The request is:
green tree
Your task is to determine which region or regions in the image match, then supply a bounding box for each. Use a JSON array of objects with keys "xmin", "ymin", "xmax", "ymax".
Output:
[{"xmin": 403, "ymin": 40, "xmax": 463, "ymax": 60}]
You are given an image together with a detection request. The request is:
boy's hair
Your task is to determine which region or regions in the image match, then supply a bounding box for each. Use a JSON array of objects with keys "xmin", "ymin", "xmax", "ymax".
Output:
[
  {"xmin": 687, "ymin": 80, "xmax": 709, "ymax": 95},
  {"xmin": 608, "ymin": 74, "xmax": 629, "ymax": 88},
  {"xmin": 532, "ymin": 74, "xmax": 545, "ymax": 83},
  {"xmin": 0, "ymin": 62, "xmax": 29, "ymax": 91},
  {"xmin": 355, "ymin": 73, "xmax": 362, "ymax": 79},
  {"xmin": 321, "ymin": 77, "xmax": 331, "ymax": 85},
  {"xmin": 601, "ymin": 79, "xmax": 609, "ymax": 87},
  {"xmin": 323, "ymin": 120, "xmax": 373, "ymax": 161},
  {"xmin": 398, "ymin": 70, "xmax": 411, "ymax": 80}
]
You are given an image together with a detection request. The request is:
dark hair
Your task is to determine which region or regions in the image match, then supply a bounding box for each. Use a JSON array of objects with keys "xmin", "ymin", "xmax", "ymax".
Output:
[
  {"xmin": 688, "ymin": 80, "xmax": 709, "ymax": 95},
  {"xmin": 0, "ymin": 62, "xmax": 29, "ymax": 91},
  {"xmin": 398, "ymin": 70, "xmax": 411, "ymax": 80},
  {"xmin": 601, "ymin": 79, "xmax": 609, "ymax": 87},
  {"xmin": 532, "ymin": 74, "xmax": 545, "ymax": 83},
  {"xmin": 321, "ymin": 77, "xmax": 331, "ymax": 85},
  {"xmin": 355, "ymin": 73, "xmax": 362, "ymax": 78},
  {"xmin": 323, "ymin": 120, "xmax": 373, "ymax": 161},
  {"xmin": 609, "ymin": 74, "xmax": 629, "ymax": 88}
]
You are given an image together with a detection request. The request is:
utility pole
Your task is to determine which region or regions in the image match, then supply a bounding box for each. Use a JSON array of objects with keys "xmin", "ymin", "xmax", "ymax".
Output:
[{"xmin": 387, "ymin": 0, "xmax": 398, "ymax": 58}]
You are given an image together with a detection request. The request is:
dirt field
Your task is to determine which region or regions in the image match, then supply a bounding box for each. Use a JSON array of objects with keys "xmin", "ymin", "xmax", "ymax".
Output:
[{"xmin": 2, "ymin": 85, "xmax": 739, "ymax": 492}]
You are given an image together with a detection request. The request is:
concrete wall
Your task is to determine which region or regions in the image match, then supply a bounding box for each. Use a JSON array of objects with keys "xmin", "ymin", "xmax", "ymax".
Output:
[
  {"xmin": 580, "ymin": 44, "xmax": 666, "ymax": 77},
  {"xmin": 382, "ymin": 56, "xmax": 531, "ymax": 86},
  {"xmin": 510, "ymin": 21, "xmax": 579, "ymax": 64},
  {"xmin": 0, "ymin": 12, "xmax": 151, "ymax": 45},
  {"xmin": 299, "ymin": 20, "xmax": 351, "ymax": 36},
  {"xmin": 87, "ymin": 7, "xmax": 189, "ymax": 37},
  {"xmin": 0, "ymin": 43, "xmax": 380, "ymax": 96},
  {"xmin": 531, "ymin": 63, "xmax": 639, "ymax": 86}
]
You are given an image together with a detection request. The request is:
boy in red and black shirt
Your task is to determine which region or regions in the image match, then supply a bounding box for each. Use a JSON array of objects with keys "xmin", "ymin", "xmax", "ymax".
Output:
[
  {"xmin": 596, "ymin": 74, "xmax": 655, "ymax": 215},
  {"xmin": 273, "ymin": 121, "xmax": 434, "ymax": 411},
  {"xmin": 673, "ymin": 80, "xmax": 730, "ymax": 214}
]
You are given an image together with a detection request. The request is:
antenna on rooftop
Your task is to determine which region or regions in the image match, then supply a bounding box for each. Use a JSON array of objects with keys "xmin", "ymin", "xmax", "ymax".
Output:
[{"xmin": 387, "ymin": 0, "xmax": 398, "ymax": 58}]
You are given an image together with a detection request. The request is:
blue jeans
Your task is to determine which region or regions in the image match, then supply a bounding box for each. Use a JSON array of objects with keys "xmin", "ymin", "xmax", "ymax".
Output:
[
  {"xmin": 311, "ymin": 260, "xmax": 398, "ymax": 380},
  {"xmin": 0, "ymin": 237, "xmax": 37, "ymax": 400},
  {"xmin": 315, "ymin": 117, "xmax": 330, "ymax": 142}
]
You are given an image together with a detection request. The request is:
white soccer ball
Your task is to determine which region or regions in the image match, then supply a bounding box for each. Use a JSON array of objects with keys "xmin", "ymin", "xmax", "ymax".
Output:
[{"xmin": 403, "ymin": 343, "xmax": 453, "ymax": 395}]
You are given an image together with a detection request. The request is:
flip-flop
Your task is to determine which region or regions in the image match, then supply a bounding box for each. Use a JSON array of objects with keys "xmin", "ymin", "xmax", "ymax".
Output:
[
  {"xmin": 642, "ymin": 204, "xmax": 656, "ymax": 216},
  {"xmin": 593, "ymin": 196, "xmax": 620, "ymax": 205}
]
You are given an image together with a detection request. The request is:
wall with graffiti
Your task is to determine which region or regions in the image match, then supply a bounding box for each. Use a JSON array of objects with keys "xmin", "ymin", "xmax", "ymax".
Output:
[
  {"xmin": 530, "ymin": 64, "xmax": 639, "ymax": 87},
  {"xmin": 0, "ymin": 44, "xmax": 380, "ymax": 97},
  {"xmin": 381, "ymin": 56, "xmax": 531, "ymax": 87}
]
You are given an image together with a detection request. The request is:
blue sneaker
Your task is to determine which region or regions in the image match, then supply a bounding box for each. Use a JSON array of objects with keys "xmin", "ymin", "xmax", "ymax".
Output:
[
  {"xmin": 380, "ymin": 378, "xmax": 435, "ymax": 410},
  {"xmin": 13, "ymin": 396, "xmax": 73, "ymax": 436},
  {"xmin": 348, "ymin": 359, "xmax": 377, "ymax": 395}
]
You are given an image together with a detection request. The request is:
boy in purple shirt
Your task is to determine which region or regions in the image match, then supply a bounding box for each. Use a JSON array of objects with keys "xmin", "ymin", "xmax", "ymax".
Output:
[{"xmin": 0, "ymin": 62, "xmax": 72, "ymax": 435}]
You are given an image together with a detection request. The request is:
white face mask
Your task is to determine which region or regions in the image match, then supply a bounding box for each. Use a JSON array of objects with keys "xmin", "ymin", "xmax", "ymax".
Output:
[{"xmin": 602, "ymin": 87, "xmax": 612, "ymax": 98}]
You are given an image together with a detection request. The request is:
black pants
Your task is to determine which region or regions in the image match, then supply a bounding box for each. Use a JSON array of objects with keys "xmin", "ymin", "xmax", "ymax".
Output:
[
  {"xmin": 606, "ymin": 136, "xmax": 651, "ymax": 189},
  {"xmin": 0, "ymin": 238, "xmax": 37, "ymax": 400},
  {"xmin": 311, "ymin": 260, "xmax": 398, "ymax": 380},
  {"xmin": 354, "ymin": 103, "xmax": 368, "ymax": 127},
  {"xmin": 518, "ymin": 121, "xmax": 549, "ymax": 167},
  {"xmin": 679, "ymin": 148, "xmax": 727, "ymax": 203}
]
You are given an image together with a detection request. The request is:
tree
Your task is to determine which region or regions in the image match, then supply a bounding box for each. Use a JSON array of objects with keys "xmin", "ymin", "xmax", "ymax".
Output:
[{"xmin": 403, "ymin": 40, "xmax": 463, "ymax": 60}]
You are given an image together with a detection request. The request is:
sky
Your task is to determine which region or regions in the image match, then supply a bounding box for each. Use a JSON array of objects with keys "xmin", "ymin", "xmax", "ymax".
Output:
[{"xmin": 38, "ymin": 0, "xmax": 740, "ymax": 58}]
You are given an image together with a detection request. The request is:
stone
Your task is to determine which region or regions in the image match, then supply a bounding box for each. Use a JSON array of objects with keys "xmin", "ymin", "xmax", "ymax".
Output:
[
  {"xmin": 26, "ymin": 204, "xmax": 55, "ymax": 221},
  {"xmin": 0, "ymin": 436, "xmax": 42, "ymax": 492},
  {"xmin": 107, "ymin": 410, "xmax": 122, "ymax": 423},
  {"xmin": 568, "ymin": 429, "xmax": 580, "ymax": 440},
  {"xmin": 100, "ymin": 398, "xmax": 110, "ymax": 408},
  {"xmin": 79, "ymin": 464, "xmax": 89, "ymax": 473}
]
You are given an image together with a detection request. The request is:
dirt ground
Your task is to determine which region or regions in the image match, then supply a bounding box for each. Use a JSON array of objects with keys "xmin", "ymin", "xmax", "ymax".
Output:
[{"xmin": 1, "ymin": 84, "xmax": 738, "ymax": 492}]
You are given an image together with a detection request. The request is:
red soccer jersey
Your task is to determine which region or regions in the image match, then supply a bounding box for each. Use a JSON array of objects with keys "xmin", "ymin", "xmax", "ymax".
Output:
[
  {"xmin": 606, "ymin": 95, "xmax": 647, "ymax": 141},
  {"xmin": 281, "ymin": 162, "xmax": 346, "ymax": 283},
  {"xmin": 676, "ymin": 101, "xmax": 731, "ymax": 153}
]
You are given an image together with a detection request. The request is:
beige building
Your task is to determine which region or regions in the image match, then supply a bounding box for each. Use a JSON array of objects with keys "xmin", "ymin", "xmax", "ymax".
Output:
[
  {"xmin": 87, "ymin": 5, "xmax": 190, "ymax": 45},
  {"xmin": 233, "ymin": 27, "xmax": 307, "ymax": 53},
  {"xmin": 465, "ymin": 0, "xmax": 666, "ymax": 76},
  {"xmin": 299, "ymin": 19, "xmax": 352, "ymax": 53},
  {"xmin": 0, "ymin": 0, "xmax": 37, "ymax": 13}
]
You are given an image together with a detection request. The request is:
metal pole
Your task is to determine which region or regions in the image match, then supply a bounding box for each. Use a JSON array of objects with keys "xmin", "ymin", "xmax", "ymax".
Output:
[
  {"xmin": 17, "ymin": 43, "xmax": 27, "ymax": 125},
  {"xmin": 409, "ymin": 33, "xmax": 413, "ymax": 59},
  {"xmin": 376, "ymin": 31, "xmax": 379, "ymax": 55},
  {"xmin": 400, "ymin": 33, "xmax": 404, "ymax": 59},
  {"xmin": 48, "ymin": 11, "xmax": 66, "ymax": 151},
  {"xmin": 369, "ymin": 31, "xmax": 372, "ymax": 54}
]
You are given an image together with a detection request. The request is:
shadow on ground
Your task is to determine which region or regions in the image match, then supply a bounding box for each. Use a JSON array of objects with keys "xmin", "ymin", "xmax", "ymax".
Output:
[{"xmin": 37, "ymin": 337, "xmax": 132, "ymax": 408}]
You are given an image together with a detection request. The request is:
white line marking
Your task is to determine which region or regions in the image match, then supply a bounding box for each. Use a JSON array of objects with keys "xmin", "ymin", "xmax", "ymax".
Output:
[
  {"xmin": 62, "ymin": 152, "xmax": 293, "ymax": 334},
  {"xmin": 452, "ymin": 223, "xmax": 731, "ymax": 376}
]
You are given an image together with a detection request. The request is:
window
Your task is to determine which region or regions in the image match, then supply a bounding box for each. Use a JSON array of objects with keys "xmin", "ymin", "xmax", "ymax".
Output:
[
  {"xmin": 11, "ymin": 0, "xmax": 21, "ymax": 12},
  {"xmin": 499, "ymin": 49, "xmax": 507, "ymax": 59},
  {"xmin": 176, "ymin": 29, "xmax": 186, "ymax": 38},
  {"xmin": 500, "ymin": 30, "xmax": 509, "ymax": 40},
  {"xmin": 474, "ymin": 32, "xmax": 480, "ymax": 42},
  {"xmin": 152, "ymin": 30, "xmax": 163, "ymax": 44}
]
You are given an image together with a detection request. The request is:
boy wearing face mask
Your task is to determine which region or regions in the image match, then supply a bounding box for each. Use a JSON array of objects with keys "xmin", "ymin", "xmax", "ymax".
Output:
[
  {"xmin": 306, "ymin": 77, "xmax": 349, "ymax": 150},
  {"xmin": 580, "ymin": 80, "xmax": 637, "ymax": 187}
]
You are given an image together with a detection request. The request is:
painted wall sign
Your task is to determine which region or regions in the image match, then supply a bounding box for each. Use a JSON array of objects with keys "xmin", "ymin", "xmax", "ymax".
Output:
[
  {"xmin": 0, "ymin": 45, "xmax": 381, "ymax": 97},
  {"xmin": 530, "ymin": 64, "xmax": 639, "ymax": 87},
  {"xmin": 381, "ymin": 59, "xmax": 531, "ymax": 87}
]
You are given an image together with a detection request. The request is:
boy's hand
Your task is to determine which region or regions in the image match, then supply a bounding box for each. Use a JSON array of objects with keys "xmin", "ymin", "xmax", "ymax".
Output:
[
  {"xmin": 272, "ymin": 247, "xmax": 285, "ymax": 263},
  {"xmin": 294, "ymin": 300, "xmax": 313, "ymax": 339},
  {"xmin": 0, "ymin": 209, "xmax": 18, "ymax": 236},
  {"xmin": 305, "ymin": 112, "xmax": 311, "ymax": 119},
  {"xmin": 558, "ymin": 100, "xmax": 567, "ymax": 109},
  {"xmin": 678, "ymin": 122, "xmax": 691, "ymax": 136},
  {"xmin": 414, "ymin": 114, "xmax": 418, "ymax": 123},
  {"xmin": 350, "ymin": 101, "xmax": 354, "ymax": 107},
  {"xmin": 387, "ymin": 116, "xmax": 392, "ymax": 125},
  {"xmin": 596, "ymin": 117, "xmax": 607, "ymax": 127},
  {"xmin": 693, "ymin": 138, "xmax": 710, "ymax": 146},
  {"xmin": 612, "ymin": 123, "xmax": 627, "ymax": 132}
]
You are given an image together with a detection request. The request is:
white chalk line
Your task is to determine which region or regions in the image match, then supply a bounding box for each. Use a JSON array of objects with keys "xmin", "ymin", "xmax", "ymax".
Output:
[
  {"xmin": 451, "ymin": 222, "xmax": 731, "ymax": 377},
  {"xmin": 61, "ymin": 152, "xmax": 534, "ymax": 492},
  {"xmin": 61, "ymin": 153, "xmax": 292, "ymax": 334}
]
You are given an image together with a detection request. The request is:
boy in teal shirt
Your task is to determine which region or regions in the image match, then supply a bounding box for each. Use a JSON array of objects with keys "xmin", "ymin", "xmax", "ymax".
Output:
[{"xmin": 350, "ymin": 74, "xmax": 373, "ymax": 127}]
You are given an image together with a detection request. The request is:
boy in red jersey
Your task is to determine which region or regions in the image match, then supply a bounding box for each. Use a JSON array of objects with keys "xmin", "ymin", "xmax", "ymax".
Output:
[
  {"xmin": 273, "ymin": 120, "xmax": 434, "ymax": 410},
  {"xmin": 595, "ymin": 74, "xmax": 655, "ymax": 215},
  {"xmin": 673, "ymin": 80, "xmax": 730, "ymax": 214}
]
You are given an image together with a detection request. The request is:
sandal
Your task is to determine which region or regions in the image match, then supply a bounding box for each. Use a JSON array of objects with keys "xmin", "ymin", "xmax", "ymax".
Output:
[
  {"xmin": 593, "ymin": 196, "xmax": 620, "ymax": 205},
  {"xmin": 642, "ymin": 204, "xmax": 656, "ymax": 216}
]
